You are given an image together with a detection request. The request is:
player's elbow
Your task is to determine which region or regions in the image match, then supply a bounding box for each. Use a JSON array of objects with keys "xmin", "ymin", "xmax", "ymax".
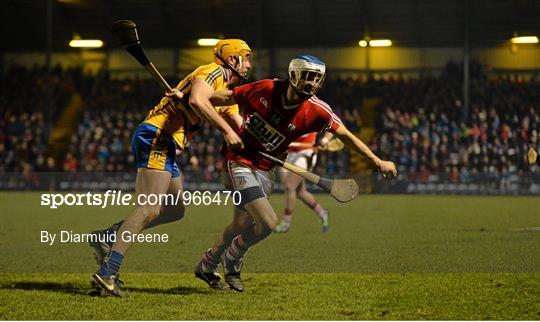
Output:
[{"xmin": 188, "ymin": 95, "xmax": 204, "ymax": 111}]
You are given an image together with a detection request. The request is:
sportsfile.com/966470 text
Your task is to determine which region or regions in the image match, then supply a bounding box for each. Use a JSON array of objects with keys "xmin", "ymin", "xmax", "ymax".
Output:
[{"xmin": 40, "ymin": 190, "xmax": 241, "ymax": 209}]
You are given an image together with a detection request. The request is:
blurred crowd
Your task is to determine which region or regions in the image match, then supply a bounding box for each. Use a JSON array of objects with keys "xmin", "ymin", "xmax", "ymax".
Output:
[
  {"xmin": 0, "ymin": 64, "xmax": 80, "ymax": 173},
  {"xmin": 0, "ymin": 65, "xmax": 352, "ymax": 180},
  {"xmin": 64, "ymin": 74, "xmax": 354, "ymax": 180},
  {"xmin": 1, "ymin": 62, "xmax": 538, "ymax": 186},
  {"xmin": 373, "ymin": 61, "xmax": 539, "ymax": 184},
  {"xmin": 61, "ymin": 73, "xmax": 244, "ymax": 181}
]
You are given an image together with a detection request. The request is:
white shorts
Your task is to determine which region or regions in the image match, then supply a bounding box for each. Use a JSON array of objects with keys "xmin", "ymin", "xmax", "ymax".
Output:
[
  {"xmin": 222, "ymin": 160, "xmax": 275, "ymax": 207},
  {"xmin": 284, "ymin": 150, "xmax": 317, "ymax": 172}
]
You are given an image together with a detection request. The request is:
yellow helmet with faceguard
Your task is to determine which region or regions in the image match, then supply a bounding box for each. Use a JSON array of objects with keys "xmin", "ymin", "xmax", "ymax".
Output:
[{"xmin": 214, "ymin": 39, "xmax": 252, "ymax": 81}]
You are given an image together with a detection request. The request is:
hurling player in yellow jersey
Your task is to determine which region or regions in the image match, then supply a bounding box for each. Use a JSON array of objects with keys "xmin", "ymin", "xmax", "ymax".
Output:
[{"xmin": 90, "ymin": 39, "xmax": 252, "ymax": 297}]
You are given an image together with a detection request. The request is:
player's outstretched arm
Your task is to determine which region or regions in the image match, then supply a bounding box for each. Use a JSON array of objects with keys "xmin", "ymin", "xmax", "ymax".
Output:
[
  {"xmin": 334, "ymin": 124, "xmax": 397, "ymax": 177},
  {"xmin": 209, "ymin": 89, "xmax": 243, "ymax": 132},
  {"xmin": 317, "ymin": 131, "xmax": 335, "ymax": 150},
  {"xmin": 189, "ymin": 79, "xmax": 243, "ymax": 149}
]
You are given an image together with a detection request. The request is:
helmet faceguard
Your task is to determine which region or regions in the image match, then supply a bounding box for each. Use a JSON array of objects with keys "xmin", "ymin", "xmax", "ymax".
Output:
[
  {"xmin": 288, "ymin": 55, "xmax": 326, "ymax": 96},
  {"xmin": 214, "ymin": 39, "xmax": 252, "ymax": 82}
]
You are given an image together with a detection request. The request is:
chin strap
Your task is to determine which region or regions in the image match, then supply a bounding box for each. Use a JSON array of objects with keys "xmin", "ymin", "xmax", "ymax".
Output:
[
  {"xmin": 289, "ymin": 79, "xmax": 314, "ymax": 99},
  {"xmin": 215, "ymin": 54, "xmax": 249, "ymax": 83}
]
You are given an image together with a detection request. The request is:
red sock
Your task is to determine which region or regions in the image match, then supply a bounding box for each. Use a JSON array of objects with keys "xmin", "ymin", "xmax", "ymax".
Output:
[
  {"xmin": 283, "ymin": 208, "xmax": 293, "ymax": 223},
  {"xmin": 225, "ymin": 235, "xmax": 249, "ymax": 261},
  {"xmin": 200, "ymin": 249, "xmax": 220, "ymax": 272}
]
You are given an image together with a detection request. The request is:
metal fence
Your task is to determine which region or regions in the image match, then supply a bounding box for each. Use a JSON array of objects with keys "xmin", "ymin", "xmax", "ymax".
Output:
[
  {"xmin": 1, "ymin": 171, "xmax": 539, "ymax": 195},
  {"xmin": 373, "ymin": 172, "xmax": 540, "ymax": 195}
]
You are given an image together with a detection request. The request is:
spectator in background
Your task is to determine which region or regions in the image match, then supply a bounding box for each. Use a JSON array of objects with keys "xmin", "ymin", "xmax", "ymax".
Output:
[
  {"xmin": 373, "ymin": 61, "xmax": 539, "ymax": 185},
  {"xmin": 1, "ymin": 62, "xmax": 538, "ymax": 188}
]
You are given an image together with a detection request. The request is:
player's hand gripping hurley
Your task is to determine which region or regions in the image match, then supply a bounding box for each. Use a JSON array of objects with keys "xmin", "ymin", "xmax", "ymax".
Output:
[
  {"xmin": 257, "ymin": 151, "xmax": 359, "ymax": 203},
  {"xmin": 111, "ymin": 20, "xmax": 200, "ymax": 125}
]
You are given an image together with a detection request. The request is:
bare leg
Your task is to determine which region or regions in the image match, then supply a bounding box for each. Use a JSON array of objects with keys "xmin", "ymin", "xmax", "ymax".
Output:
[
  {"xmin": 197, "ymin": 164, "xmax": 278, "ymax": 291},
  {"xmin": 275, "ymin": 170, "xmax": 303, "ymax": 232},
  {"xmin": 197, "ymin": 198, "xmax": 277, "ymax": 275},
  {"xmin": 213, "ymin": 197, "xmax": 279, "ymax": 292},
  {"xmin": 94, "ymin": 175, "xmax": 185, "ymax": 251},
  {"xmin": 111, "ymin": 169, "xmax": 171, "ymax": 255},
  {"xmin": 195, "ymin": 204, "xmax": 256, "ymax": 290},
  {"xmin": 297, "ymin": 177, "xmax": 329, "ymax": 231},
  {"xmin": 283, "ymin": 171, "xmax": 304, "ymax": 213},
  {"xmin": 92, "ymin": 169, "xmax": 172, "ymax": 296},
  {"xmin": 145, "ymin": 175, "xmax": 185, "ymax": 228},
  {"xmin": 297, "ymin": 179, "xmax": 317, "ymax": 206},
  {"xmin": 236, "ymin": 197, "xmax": 279, "ymax": 246},
  {"xmin": 209, "ymin": 207, "xmax": 253, "ymax": 257}
]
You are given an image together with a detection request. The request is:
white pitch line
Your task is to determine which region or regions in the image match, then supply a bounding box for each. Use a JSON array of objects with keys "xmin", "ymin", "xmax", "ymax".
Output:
[{"xmin": 513, "ymin": 227, "xmax": 540, "ymax": 231}]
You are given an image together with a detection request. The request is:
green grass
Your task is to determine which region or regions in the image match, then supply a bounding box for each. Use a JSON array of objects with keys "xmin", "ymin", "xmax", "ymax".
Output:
[
  {"xmin": 1, "ymin": 272, "xmax": 539, "ymax": 320},
  {"xmin": 1, "ymin": 192, "xmax": 539, "ymax": 319}
]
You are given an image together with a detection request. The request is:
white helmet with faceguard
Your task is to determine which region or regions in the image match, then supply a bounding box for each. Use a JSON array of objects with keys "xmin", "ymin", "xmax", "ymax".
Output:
[{"xmin": 288, "ymin": 54, "xmax": 326, "ymax": 96}]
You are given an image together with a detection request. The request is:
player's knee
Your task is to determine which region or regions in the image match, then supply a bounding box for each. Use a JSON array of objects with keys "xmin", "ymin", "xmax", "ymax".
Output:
[
  {"xmin": 160, "ymin": 205, "xmax": 185, "ymax": 221},
  {"xmin": 231, "ymin": 217, "xmax": 251, "ymax": 232},
  {"xmin": 174, "ymin": 207, "xmax": 185, "ymax": 220},
  {"xmin": 258, "ymin": 214, "xmax": 278, "ymax": 232},
  {"xmin": 168, "ymin": 208, "xmax": 185, "ymax": 222}
]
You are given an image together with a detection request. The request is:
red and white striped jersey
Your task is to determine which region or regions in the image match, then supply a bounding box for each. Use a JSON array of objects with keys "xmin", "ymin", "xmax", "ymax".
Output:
[{"xmin": 227, "ymin": 79, "xmax": 342, "ymax": 170}]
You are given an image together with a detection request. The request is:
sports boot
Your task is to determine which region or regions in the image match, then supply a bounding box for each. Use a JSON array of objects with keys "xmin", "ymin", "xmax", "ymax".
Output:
[
  {"xmin": 91, "ymin": 272, "xmax": 127, "ymax": 297},
  {"xmin": 222, "ymin": 255, "xmax": 245, "ymax": 292}
]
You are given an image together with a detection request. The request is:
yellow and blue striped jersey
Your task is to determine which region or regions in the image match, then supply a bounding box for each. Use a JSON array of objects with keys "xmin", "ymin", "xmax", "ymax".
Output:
[{"xmin": 144, "ymin": 62, "xmax": 239, "ymax": 149}]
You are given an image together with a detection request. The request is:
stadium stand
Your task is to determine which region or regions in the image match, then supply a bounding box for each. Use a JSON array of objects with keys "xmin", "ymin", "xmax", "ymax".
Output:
[
  {"xmin": 371, "ymin": 62, "xmax": 539, "ymax": 193},
  {"xmin": 1, "ymin": 62, "xmax": 538, "ymax": 193}
]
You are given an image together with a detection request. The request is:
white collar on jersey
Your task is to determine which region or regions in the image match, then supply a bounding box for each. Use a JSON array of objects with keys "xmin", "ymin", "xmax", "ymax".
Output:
[{"xmin": 221, "ymin": 66, "xmax": 230, "ymax": 83}]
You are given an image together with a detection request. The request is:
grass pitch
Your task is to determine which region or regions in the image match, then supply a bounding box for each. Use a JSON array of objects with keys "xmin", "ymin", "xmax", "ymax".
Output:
[{"xmin": 1, "ymin": 192, "xmax": 539, "ymax": 319}]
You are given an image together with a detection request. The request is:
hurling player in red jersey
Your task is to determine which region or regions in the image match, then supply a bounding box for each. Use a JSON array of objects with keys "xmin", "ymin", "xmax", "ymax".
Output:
[
  {"xmin": 193, "ymin": 55, "xmax": 397, "ymax": 292},
  {"xmin": 273, "ymin": 131, "xmax": 333, "ymax": 233}
]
